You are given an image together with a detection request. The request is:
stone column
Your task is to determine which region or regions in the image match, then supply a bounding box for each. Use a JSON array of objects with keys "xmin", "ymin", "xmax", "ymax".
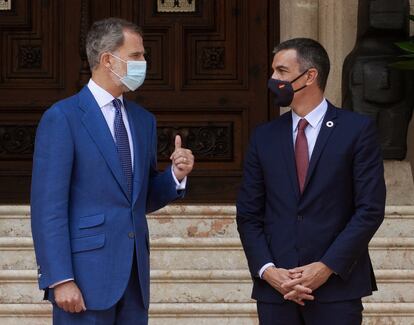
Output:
[
  {"xmin": 279, "ymin": 0, "xmax": 319, "ymax": 42},
  {"xmin": 318, "ymin": 0, "xmax": 358, "ymax": 106},
  {"xmin": 279, "ymin": 0, "xmax": 358, "ymax": 106}
]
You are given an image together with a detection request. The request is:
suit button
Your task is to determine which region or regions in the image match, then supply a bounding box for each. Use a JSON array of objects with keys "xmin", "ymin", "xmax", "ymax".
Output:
[
  {"xmin": 297, "ymin": 215, "xmax": 303, "ymax": 221},
  {"xmin": 128, "ymin": 232, "xmax": 135, "ymax": 239}
]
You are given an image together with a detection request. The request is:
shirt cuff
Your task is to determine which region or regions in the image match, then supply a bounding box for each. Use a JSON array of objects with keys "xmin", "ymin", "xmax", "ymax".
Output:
[
  {"xmin": 171, "ymin": 166, "xmax": 187, "ymax": 190},
  {"xmin": 49, "ymin": 278, "xmax": 74, "ymax": 289},
  {"xmin": 259, "ymin": 263, "xmax": 276, "ymax": 279}
]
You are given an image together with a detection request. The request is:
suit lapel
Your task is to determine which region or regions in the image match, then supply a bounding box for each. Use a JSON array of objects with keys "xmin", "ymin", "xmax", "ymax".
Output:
[
  {"xmin": 303, "ymin": 103, "xmax": 338, "ymax": 191},
  {"xmin": 280, "ymin": 112, "xmax": 300, "ymax": 200},
  {"xmin": 124, "ymin": 100, "xmax": 146, "ymax": 207},
  {"xmin": 78, "ymin": 86, "xmax": 131, "ymax": 202}
]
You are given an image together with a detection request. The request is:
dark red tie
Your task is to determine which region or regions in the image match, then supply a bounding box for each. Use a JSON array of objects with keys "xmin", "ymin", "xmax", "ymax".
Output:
[{"xmin": 295, "ymin": 119, "xmax": 309, "ymax": 194}]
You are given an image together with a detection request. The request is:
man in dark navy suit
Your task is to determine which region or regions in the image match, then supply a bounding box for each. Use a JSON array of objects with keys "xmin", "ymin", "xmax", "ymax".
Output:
[{"xmin": 236, "ymin": 38, "xmax": 386, "ymax": 325}]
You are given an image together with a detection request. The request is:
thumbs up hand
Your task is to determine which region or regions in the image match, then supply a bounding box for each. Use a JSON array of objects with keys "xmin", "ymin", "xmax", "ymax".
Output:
[{"xmin": 170, "ymin": 135, "xmax": 194, "ymax": 181}]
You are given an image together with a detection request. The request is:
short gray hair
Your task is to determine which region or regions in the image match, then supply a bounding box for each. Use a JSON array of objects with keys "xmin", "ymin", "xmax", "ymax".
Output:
[{"xmin": 86, "ymin": 17, "xmax": 143, "ymax": 70}]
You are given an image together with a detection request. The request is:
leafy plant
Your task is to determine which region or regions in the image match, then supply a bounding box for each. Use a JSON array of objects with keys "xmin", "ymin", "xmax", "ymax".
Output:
[{"xmin": 390, "ymin": 15, "xmax": 414, "ymax": 70}]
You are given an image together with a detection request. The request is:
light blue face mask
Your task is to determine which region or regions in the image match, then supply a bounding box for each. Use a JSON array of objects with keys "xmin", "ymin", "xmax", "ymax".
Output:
[{"xmin": 109, "ymin": 53, "xmax": 147, "ymax": 91}]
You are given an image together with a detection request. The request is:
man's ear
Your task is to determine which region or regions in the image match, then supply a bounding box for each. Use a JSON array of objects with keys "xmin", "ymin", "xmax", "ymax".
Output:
[
  {"xmin": 305, "ymin": 68, "xmax": 319, "ymax": 86},
  {"xmin": 101, "ymin": 52, "xmax": 112, "ymax": 68}
]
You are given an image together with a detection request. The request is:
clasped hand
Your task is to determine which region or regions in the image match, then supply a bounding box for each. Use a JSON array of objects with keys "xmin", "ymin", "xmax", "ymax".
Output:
[{"xmin": 262, "ymin": 262, "xmax": 333, "ymax": 306}]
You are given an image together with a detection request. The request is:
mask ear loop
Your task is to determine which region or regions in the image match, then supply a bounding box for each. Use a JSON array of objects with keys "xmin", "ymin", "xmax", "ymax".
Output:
[
  {"xmin": 290, "ymin": 69, "xmax": 310, "ymax": 93},
  {"xmin": 107, "ymin": 53, "xmax": 126, "ymax": 79},
  {"xmin": 109, "ymin": 53, "xmax": 127, "ymax": 63},
  {"xmin": 290, "ymin": 69, "xmax": 309, "ymax": 84},
  {"xmin": 294, "ymin": 84, "xmax": 307, "ymax": 93},
  {"xmin": 108, "ymin": 67, "xmax": 122, "ymax": 79}
]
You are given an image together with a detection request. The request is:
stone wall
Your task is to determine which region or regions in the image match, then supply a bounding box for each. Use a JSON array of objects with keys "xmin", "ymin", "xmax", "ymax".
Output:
[{"xmin": 279, "ymin": 0, "xmax": 414, "ymax": 178}]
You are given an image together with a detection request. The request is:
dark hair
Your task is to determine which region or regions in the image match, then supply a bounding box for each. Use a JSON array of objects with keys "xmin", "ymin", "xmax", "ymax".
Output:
[
  {"xmin": 273, "ymin": 38, "xmax": 330, "ymax": 91},
  {"xmin": 86, "ymin": 17, "xmax": 143, "ymax": 70}
]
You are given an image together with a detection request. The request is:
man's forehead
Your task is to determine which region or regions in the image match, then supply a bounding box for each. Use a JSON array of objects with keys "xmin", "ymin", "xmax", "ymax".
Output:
[
  {"xmin": 122, "ymin": 30, "xmax": 144, "ymax": 51},
  {"xmin": 273, "ymin": 49, "xmax": 298, "ymax": 68},
  {"xmin": 123, "ymin": 30, "xmax": 142, "ymax": 43}
]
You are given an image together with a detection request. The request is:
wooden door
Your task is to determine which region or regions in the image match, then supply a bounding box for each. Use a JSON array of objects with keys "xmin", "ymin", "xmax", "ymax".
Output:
[{"xmin": 0, "ymin": 0, "xmax": 279, "ymax": 203}]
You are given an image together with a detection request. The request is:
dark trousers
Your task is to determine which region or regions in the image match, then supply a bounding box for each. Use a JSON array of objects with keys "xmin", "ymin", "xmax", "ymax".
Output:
[
  {"xmin": 257, "ymin": 299, "xmax": 363, "ymax": 325},
  {"xmin": 51, "ymin": 252, "xmax": 147, "ymax": 325}
]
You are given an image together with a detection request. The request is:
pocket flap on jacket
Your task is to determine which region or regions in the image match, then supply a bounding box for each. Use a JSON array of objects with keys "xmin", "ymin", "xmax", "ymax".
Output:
[
  {"xmin": 78, "ymin": 214, "xmax": 104, "ymax": 229},
  {"xmin": 71, "ymin": 234, "xmax": 105, "ymax": 253}
]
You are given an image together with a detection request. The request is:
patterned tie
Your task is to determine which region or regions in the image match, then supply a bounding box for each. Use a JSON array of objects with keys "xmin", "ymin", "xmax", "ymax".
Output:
[
  {"xmin": 295, "ymin": 118, "xmax": 309, "ymax": 194},
  {"xmin": 112, "ymin": 98, "xmax": 132, "ymax": 195}
]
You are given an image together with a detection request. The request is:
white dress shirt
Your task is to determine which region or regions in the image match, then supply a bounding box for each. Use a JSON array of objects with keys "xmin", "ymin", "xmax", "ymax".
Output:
[
  {"xmin": 291, "ymin": 98, "xmax": 328, "ymax": 157},
  {"xmin": 87, "ymin": 79, "xmax": 186, "ymax": 188},
  {"xmin": 49, "ymin": 79, "xmax": 186, "ymax": 288},
  {"xmin": 88, "ymin": 79, "xmax": 135, "ymax": 168},
  {"xmin": 258, "ymin": 98, "xmax": 328, "ymax": 278}
]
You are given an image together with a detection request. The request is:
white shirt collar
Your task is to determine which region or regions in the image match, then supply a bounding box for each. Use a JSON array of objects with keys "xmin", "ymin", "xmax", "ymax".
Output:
[
  {"xmin": 87, "ymin": 79, "xmax": 124, "ymax": 109},
  {"xmin": 292, "ymin": 98, "xmax": 328, "ymax": 131}
]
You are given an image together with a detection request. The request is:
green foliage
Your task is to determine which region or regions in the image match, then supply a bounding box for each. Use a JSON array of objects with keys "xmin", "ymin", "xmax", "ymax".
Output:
[{"xmin": 389, "ymin": 60, "xmax": 414, "ymax": 70}]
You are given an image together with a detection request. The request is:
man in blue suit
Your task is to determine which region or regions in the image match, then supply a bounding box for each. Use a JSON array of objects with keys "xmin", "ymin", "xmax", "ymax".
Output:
[
  {"xmin": 236, "ymin": 38, "xmax": 386, "ymax": 324},
  {"xmin": 31, "ymin": 18, "xmax": 194, "ymax": 324}
]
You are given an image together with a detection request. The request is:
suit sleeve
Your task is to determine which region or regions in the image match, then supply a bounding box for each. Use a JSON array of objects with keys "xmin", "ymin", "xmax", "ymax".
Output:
[
  {"xmin": 320, "ymin": 117, "xmax": 386, "ymax": 280},
  {"xmin": 146, "ymin": 116, "xmax": 185, "ymax": 213},
  {"xmin": 30, "ymin": 107, "xmax": 75, "ymax": 289},
  {"xmin": 236, "ymin": 129, "xmax": 274, "ymax": 277}
]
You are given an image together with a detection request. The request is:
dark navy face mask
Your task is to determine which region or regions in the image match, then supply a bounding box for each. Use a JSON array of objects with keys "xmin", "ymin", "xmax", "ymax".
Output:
[{"xmin": 268, "ymin": 70, "xmax": 308, "ymax": 107}]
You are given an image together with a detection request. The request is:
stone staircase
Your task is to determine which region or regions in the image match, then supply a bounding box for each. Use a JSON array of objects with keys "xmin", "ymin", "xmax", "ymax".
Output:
[{"xmin": 0, "ymin": 205, "xmax": 414, "ymax": 324}]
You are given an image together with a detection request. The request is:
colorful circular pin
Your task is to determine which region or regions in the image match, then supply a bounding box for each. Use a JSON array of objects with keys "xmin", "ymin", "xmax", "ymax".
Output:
[{"xmin": 326, "ymin": 121, "xmax": 334, "ymax": 128}]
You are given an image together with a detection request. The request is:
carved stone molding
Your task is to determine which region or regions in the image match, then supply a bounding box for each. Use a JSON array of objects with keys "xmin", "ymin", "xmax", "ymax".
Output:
[
  {"xmin": 157, "ymin": 0, "xmax": 196, "ymax": 13},
  {"xmin": 157, "ymin": 125, "xmax": 233, "ymax": 161},
  {"xmin": 0, "ymin": 0, "xmax": 12, "ymax": 11}
]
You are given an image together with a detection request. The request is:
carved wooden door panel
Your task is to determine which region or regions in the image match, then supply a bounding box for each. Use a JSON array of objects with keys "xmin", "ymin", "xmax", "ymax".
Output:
[
  {"xmin": 129, "ymin": 0, "xmax": 279, "ymax": 202},
  {"xmin": 0, "ymin": 0, "xmax": 279, "ymax": 203},
  {"xmin": 0, "ymin": 1, "xmax": 83, "ymax": 203}
]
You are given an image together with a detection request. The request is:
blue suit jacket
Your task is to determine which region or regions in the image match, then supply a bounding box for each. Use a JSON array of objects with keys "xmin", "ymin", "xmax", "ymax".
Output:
[
  {"xmin": 236, "ymin": 102, "xmax": 386, "ymax": 303},
  {"xmin": 31, "ymin": 86, "xmax": 184, "ymax": 310}
]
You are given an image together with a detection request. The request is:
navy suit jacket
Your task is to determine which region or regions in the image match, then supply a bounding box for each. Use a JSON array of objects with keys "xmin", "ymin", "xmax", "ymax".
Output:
[
  {"xmin": 31, "ymin": 86, "xmax": 184, "ymax": 310},
  {"xmin": 236, "ymin": 102, "xmax": 386, "ymax": 303}
]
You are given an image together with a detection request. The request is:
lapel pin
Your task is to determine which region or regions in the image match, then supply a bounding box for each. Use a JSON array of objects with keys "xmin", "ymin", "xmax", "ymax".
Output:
[{"xmin": 326, "ymin": 121, "xmax": 334, "ymax": 128}]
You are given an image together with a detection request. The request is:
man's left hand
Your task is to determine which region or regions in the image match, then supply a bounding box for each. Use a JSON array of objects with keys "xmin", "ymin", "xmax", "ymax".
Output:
[
  {"xmin": 170, "ymin": 135, "xmax": 194, "ymax": 181},
  {"xmin": 282, "ymin": 262, "xmax": 334, "ymax": 301}
]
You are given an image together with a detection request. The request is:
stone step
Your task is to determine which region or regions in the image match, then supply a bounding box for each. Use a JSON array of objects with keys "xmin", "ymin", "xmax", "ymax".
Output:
[
  {"xmin": 0, "ymin": 303, "xmax": 413, "ymax": 325},
  {"xmin": 1, "ymin": 206, "xmax": 414, "ymax": 238},
  {"xmin": 0, "ymin": 269, "xmax": 413, "ymax": 304},
  {"xmin": 0, "ymin": 237, "xmax": 413, "ymax": 270},
  {"xmin": 1, "ymin": 205, "xmax": 413, "ymax": 324}
]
